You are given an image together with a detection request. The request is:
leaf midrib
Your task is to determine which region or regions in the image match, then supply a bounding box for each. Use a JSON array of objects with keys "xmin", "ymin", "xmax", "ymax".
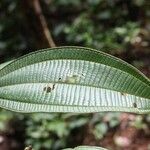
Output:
[{"xmin": 0, "ymin": 81, "xmax": 149, "ymax": 100}]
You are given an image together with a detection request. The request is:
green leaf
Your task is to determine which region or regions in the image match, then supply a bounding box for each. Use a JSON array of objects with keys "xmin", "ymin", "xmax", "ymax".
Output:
[
  {"xmin": 63, "ymin": 145, "xmax": 108, "ymax": 150},
  {"xmin": 0, "ymin": 60, "xmax": 14, "ymax": 70},
  {"xmin": 0, "ymin": 46, "xmax": 149, "ymax": 113}
]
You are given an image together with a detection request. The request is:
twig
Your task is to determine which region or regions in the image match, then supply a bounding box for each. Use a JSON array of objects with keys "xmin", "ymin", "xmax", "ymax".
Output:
[{"xmin": 32, "ymin": 0, "xmax": 56, "ymax": 47}]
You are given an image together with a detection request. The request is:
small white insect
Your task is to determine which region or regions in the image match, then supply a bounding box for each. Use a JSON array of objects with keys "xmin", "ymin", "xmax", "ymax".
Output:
[{"xmin": 65, "ymin": 75, "xmax": 79, "ymax": 84}]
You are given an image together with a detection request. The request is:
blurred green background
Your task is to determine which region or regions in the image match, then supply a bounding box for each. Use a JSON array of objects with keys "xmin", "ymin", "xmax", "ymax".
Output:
[{"xmin": 0, "ymin": 0, "xmax": 150, "ymax": 150}]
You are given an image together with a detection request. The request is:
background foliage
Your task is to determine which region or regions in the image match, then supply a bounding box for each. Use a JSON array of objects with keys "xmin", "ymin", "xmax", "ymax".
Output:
[{"xmin": 0, "ymin": 0, "xmax": 150, "ymax": 150}]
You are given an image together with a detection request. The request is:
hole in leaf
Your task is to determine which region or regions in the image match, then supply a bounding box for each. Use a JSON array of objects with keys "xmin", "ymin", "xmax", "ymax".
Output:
[{"xmin": 121, "ymin": 92, "xmax": 127, "ymax": 96}]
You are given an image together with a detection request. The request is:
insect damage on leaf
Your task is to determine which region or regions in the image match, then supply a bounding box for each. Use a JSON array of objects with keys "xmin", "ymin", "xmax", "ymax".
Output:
[
  {"xmin": 43, "ymin": 84, "xmax": 56, "ymax": 93},
  {"xmin": 133, "ymin": 102, "xmax": 137, "ymax": 108},
  {"xmin": 121, "ymin": 92, "xmax": 127, "ymax": 96}
]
